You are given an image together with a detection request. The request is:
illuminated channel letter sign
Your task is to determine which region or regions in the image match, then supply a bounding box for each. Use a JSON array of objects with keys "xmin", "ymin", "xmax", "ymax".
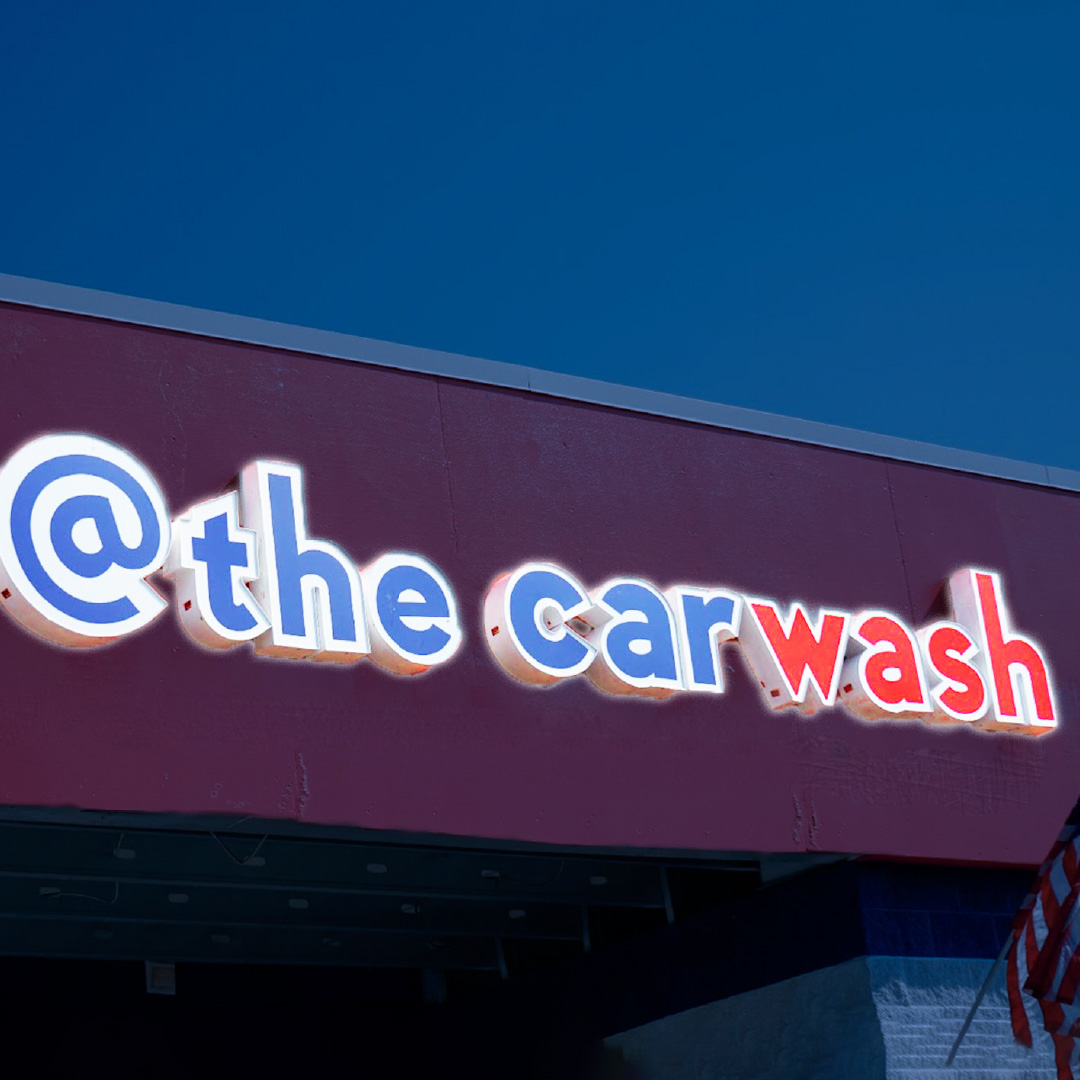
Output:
[
  {"xmin": 483, "ymin": 564, "xmax": 1057, "ymax": 736},
  {"xmin": 0, "ymin": 434, "xmax": 461, "ymax": 674},
  {"xmin": 0, "ymin": 433, "xmax": 1060, "ymax": 737},
  {"xmin": 0, "ymin": 434, "xmax": 172, "ymax": 646}
]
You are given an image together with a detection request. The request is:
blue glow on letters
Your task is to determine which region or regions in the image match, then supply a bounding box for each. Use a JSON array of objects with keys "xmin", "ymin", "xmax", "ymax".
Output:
[
  {"xmin": 680, "ymin": 593, "xmax": 737, "ymax": 687},
  {"xmin": 190, "ymin": 512, "xmax": 261, "ymax": 635},
  {"xmin": 11, "ymin": 454, "xmax": 161, "ymax": 624},
  {"xmin": 376, "ymin": 563, "xmax": 450, "ymax": 657},
  {"xmin": 508, "ymin": 569, "xmax": 590, "ymax": 673},
  {"xmin": 267, "ymin": 472, "xmax": 359, "ymax": 643},
  {"xmin": 601, "ymin": 582, "xmax": 678, "ymax": 683}
]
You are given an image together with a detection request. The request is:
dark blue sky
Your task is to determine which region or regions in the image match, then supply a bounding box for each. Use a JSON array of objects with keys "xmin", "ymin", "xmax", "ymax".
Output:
[{"xmin": 2, "ymin": 2, "xmax": 1077, "ymax": 466}]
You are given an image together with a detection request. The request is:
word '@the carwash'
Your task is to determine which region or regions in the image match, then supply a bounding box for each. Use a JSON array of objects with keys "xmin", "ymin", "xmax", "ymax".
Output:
[
  {"xmin": 483, "ymin": 563, "xmax": 1057, "ymax": 736},
  {"xmin": 0, "ymin": 434, "xmax": 1058, "ymax": 736},
  {"xmin": 0, "ymin": 434, "xmax": 461, "ymax": 674}
]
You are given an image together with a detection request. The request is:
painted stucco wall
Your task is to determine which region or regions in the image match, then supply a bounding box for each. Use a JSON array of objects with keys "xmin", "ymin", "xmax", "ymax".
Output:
[{"xmin": 0, "ymin": 300, "xmax": 1076, "ymax": 861}]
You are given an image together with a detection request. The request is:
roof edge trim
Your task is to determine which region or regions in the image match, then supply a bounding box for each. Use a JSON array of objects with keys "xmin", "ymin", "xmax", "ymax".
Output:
[{"xmin": 1, "ymin": 272, "xmax": 1076, "ymax": 492}]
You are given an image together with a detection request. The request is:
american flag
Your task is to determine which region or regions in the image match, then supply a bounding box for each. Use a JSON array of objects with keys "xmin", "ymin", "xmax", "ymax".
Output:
[{"xmin": 1008, "ymin": 798, "xmax": 1080, "ymax": 1079}]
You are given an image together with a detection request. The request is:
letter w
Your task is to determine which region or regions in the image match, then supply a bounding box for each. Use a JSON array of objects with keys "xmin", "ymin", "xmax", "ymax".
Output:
[{"xmin": 740, "ymin": 599, "xmax": 850, "ymax": 714}]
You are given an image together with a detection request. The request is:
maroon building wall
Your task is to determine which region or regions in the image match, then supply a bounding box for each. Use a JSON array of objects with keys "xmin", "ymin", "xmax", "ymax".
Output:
[{"xmin": 0, "ymin": 301, "xmax": 1075, "ymax": 864}]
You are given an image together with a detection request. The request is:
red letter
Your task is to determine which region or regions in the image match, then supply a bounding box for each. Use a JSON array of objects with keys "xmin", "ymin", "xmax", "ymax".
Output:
[
  {"xmin": 839, "ymin": 611, "xmax": 929, "ymax": 722},
  {"xmin": 948, "ymin": 569, "xmax": 1056, "ymax": 735},
  {"xmin": 916, "ymin": 621, "xmax": 987, "ymax": 725},
  {"xmin": 741, "ymin": 599, "xmax": 849, "ymax": 714}
]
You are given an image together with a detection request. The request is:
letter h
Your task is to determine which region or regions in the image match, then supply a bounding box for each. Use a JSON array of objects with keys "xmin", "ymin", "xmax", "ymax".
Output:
[
  {"xmin": 239, "ymin": 461, "xmax": 369, "ymax": 663},
  {"xmin": 948, "ymin": 568, "xmax": 1056, "ymax": 733}
]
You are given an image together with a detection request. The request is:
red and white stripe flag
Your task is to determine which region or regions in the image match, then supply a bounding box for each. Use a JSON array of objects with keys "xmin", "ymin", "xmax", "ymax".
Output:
[{"xmin": 1008, "ymin": 800, "xmax": 1080, "ymax": 1079}]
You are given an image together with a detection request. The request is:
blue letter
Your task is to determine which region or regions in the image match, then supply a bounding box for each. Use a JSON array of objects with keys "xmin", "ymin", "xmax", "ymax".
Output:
[
  {"xmin": 0, "ymin": 434, "xmax": 171, "ymax": 646},
  {"xmin": 165, "ymin": 492, "xmax": 270, "ymax": 649},
  {"xmin": 484, "ymin": 563, "xmax": 595, "ymax": 685},
  {"xmin": 240, "ymin": 461, "xmax": 368, "ymax": 663},
  {"xmin": 670, "ymin": 587, "xmax": 741, "ymax": 693},
  {"xmin": 362, "ymin": 554, "xmax": 462, "ymax": 674},
  {"xmin": 589, "ymin": 579, "xmax": 682, "ymax": 698}
]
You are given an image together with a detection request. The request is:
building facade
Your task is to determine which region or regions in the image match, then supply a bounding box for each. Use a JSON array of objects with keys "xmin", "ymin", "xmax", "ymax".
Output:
[{"xmin": 0, "ymin": 273, "xmax": 1073, "ymax": 1078}]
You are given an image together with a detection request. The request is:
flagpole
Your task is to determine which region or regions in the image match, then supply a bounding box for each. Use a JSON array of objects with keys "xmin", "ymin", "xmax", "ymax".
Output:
[{"xmin": 945, "ymin": 935, "xmax": 1013, "ymax": 1067}]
